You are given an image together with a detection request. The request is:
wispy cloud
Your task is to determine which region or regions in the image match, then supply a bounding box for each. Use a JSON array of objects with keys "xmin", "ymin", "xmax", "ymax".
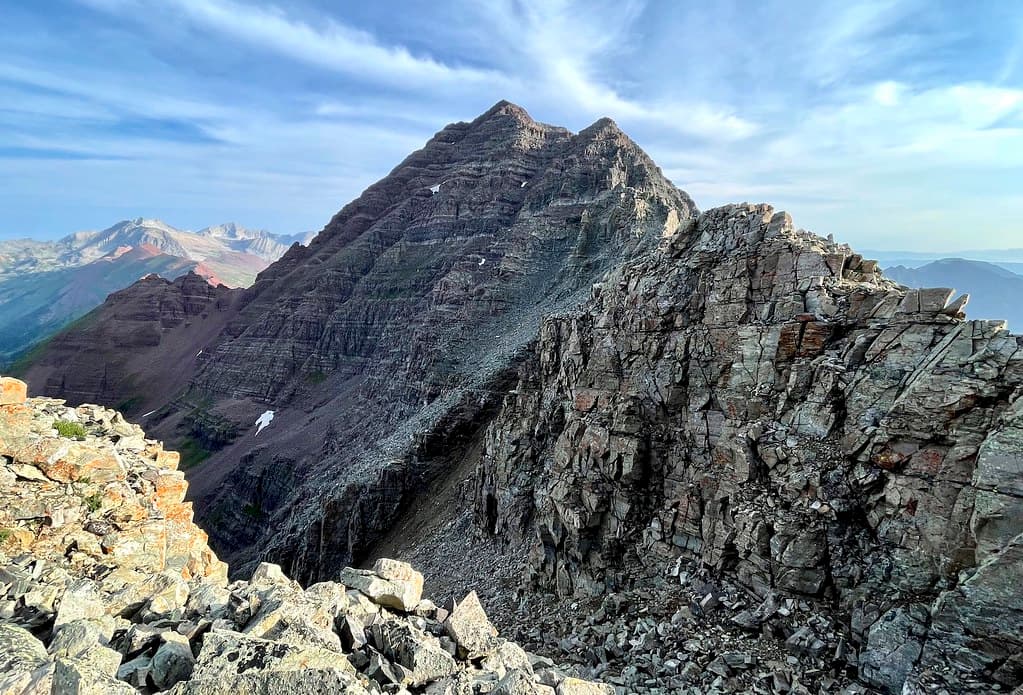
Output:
[
  {"xmin": 2, "ymin": 0, "xmax": 1021, "ymax": 251},
  {"xmin": 471, "ymin": 0, "xmax": 759, "ymax": 140},
  {"xmin": 0, "ymin": 146, "xmax": 133, "ymax": 161},
  {"xmin": 79, "ymin": 0, "xmax": 509, "ymax": 91}
]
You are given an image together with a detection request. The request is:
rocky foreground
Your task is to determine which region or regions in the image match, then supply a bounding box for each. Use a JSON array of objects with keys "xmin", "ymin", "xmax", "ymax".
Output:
[{"xmin": 0, "ymin": 376, "xmax": 610, "ymax": 694}]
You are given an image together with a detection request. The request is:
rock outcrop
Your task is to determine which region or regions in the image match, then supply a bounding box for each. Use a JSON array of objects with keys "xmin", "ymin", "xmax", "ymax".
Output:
[
  {"xmin": 0, "ymin": 376, "xmax": 611, "ymax": 694},
  {"xmin": 475, "ymin": 203, "xmax": 1023, "ymax": 692}
]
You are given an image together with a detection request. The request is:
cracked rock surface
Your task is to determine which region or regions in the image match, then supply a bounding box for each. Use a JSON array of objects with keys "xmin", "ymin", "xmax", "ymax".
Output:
[{"xmin": 474, "ymin": 203, "xmax": 1023, "ymax": 693}]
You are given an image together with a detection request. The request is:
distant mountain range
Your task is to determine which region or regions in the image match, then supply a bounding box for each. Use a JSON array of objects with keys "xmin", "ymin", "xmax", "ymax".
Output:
[
  {"xmin": 0, "ymin": 218, "xmax": 313, "ymax": 365},
  {"xmin": 884, "ymin": 257, "xmax": 1023, "ymax": 330},
  {"xmin": 867, "ymin": 248, "xmax": 1023, "ymax": 276}
]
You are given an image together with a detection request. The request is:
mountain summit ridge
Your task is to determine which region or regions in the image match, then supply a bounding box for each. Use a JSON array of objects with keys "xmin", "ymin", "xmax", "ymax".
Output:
[{"xmin": 13, "ymin": 102, "xmax": 1023, "ymax": 694}]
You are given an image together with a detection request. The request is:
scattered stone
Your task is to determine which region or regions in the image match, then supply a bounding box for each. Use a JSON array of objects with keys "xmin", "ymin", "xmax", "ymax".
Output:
[{"xmin": 339, "ymin": 559, "xmax": 423, "ymax": 612}]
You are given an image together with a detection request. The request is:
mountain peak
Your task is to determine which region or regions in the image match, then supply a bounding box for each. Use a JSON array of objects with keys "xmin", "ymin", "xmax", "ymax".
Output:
[
  {"xmin": 131, "ymin": 216, "xmax": 167, "ymax": 226},
  {"xmin": 475, "ymin": 99, "xmax": 534, "ymax": 124}
]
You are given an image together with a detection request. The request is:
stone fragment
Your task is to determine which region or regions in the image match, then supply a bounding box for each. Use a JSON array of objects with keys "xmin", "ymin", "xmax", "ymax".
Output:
[
  {"xmin": 0, "ymin": 623, "xmax": 51, "ymax": 693},
  {"xmin": 556, "ymin": 677, "xmax": 615, "ymax": 694},
  {"xmin": 443, "ymin": 590, "xmax": 500, "ymax": 658},
  {"xmin": 340, "ymin": 614, "xmax": 368, "ymax": 650},
  {"xmin": 0, "ymin": 376, "xmax": 28, "ymax": 405},
  {"xmin": 52, "ymin": 658, "xmax": 137, "ymax": 695},
  {"xmin": 190, "ymin": 629, "xmax": 354, "ymax": 679},
  {"xmin": 339, "ymin": 558, "xmax": 423, "ymax": 612},
  {"xmin": 54, "ymin": 579, "xmax": 107, "ymax": 630},
  {"xmin": 481, "ymin": 641, "xmax": 534, "ymax": 678},
  {"xmin": 250, "ymin": 562, "xmax": 290, "ymax": 586},
  {"xmin": 369, "ymin": 620, "xmax": 458, "ymax": 686},
  {"xmin": 116, "ymin": 654, "xmax": 152, "ymax": 688},
  {"xmin": 140, "ymin": 570, "xmax": 191, "ymax": 621},
  {"xmin": 166, "ymin": 669, "xmax": 372, "ymax": 695},
  {"xmin": 48, "ymin": 619, "xmax": 121, "ymax": 676},
  {"xmin": 151, "ymin": 633, "xmax": 196, "ymax": 690},
  {"xmin": 495, "ymin": 669, "xmax": 545, "ymax": 695}
]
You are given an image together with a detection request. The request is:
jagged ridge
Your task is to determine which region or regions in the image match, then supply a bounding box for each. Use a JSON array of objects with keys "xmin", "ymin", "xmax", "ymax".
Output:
[{"xmin": 474, "ymin": 203, "xmax": 1023, "ymax": 693}]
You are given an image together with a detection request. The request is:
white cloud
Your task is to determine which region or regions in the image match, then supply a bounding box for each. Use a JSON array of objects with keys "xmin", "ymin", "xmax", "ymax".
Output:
[
  {"xmin": 9, "ymin": 0, "xmax": 1023, "ymax": 250},
  {"xmin": 471, "ymin": 0, "xmax": 758, "ymax": 140},
  {"xmin": 873, "ymin": 81, "xmax": 902, "ymax": 106}
]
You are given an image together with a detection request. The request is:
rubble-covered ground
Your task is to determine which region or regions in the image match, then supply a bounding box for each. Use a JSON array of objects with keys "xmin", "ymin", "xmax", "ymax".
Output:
[
  {"xmin": 374, "ymin": 494, "xmax": 879, "ymax": 695},
  {"xmin": 0, "ymin": 377, "xmax": 612, "ymax": 695}
]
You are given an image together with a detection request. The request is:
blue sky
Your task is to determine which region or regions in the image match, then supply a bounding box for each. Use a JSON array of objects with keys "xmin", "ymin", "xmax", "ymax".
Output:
[{"xmin": 1, "ymin": 0, "xmax": 1021, "ymax": 250}]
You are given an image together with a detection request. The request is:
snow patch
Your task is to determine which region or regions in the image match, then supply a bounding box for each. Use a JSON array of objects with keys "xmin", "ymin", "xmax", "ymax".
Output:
[{"xmin": 255, "ymin": 410, "xmax": 275, "ymax": 435}]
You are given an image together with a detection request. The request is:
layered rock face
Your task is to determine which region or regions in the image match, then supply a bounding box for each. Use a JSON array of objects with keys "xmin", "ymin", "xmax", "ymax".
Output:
[
  {"xmin": 178, "ymin": 101, "xmax": 695, "ymax": 580},
  {"xmin": 0, "ymin": 376, "xmax": 610, "ymax": 694},
  {"xmin": 476, "ymin": 204, "xmax": 1023, "ymax": 692}
]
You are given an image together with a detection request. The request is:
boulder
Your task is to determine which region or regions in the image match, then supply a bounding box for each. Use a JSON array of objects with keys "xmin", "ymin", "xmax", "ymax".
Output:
[
  {"xmin": 54, "ymin": 579, "xmax": 107, "ymax": 630},
  {"xmin": 556, "ymin": 677, "xmax": 615, "ymax": 695},
  {"xmin": 48, "ymin": 619, "xmax": 121, "ymax": 677},
  {"xmin": 166, "ymin": 669, "xmax": 372, "ymax": 695},
  {"xmin": 189, "ymin": 629, "xmax": 354, "ymax": 679},
  {"xmin": 151, "ymin": 633, "xmax": 196, "ymax": 690},
  {"xmin": 250, "ymin": 562, "xmax": 291, "ymax": 587},
  {"xmin": 339, "ymin": 558, "xmax": 423, "ymax": 612},
  {"xmin": 52, "ymin": 658, "xmax": 136, "ymax": 695},
  {"xmin": 443, "ymin": 590, "xmax": 500, "ymax": 658},
  {"xmin": 0, "ymin": 376, "xmax": 27, "ymax": 405},
  {"xmin": 369, "ymin": 620, "xmax": 458, "ymax": 686},
  {"xmin": 0, "ymin": 623, "xmax": 51, "ymax": 693},
  {"xmin": 494, "ymin": 669, "xmax": 547, "ymax": 695}
]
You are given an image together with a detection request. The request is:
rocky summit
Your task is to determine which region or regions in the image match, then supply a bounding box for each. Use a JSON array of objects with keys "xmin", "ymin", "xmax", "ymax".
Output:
[
  {"xmin": 10, "ymin": 102, "xmax": 1023, "ymax": 694},
  {"xmin": 19, "ymin": 100, "xmax": 697, "ymax": 586},
  {"xmin": 0, "ymin": 376, "xmax": 611, "ymax": 694}
]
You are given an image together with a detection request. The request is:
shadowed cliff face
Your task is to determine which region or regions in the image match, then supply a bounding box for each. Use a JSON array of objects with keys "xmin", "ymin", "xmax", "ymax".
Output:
[{"xmin": 173, "ymin": 101, "xmax": 696, "ymax": 581}]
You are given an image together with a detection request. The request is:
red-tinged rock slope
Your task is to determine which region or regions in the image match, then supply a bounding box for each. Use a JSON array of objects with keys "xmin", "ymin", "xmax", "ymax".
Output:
[{"xmin": 18, "ymin": 271, "xmax": 240, "ymax": 417}]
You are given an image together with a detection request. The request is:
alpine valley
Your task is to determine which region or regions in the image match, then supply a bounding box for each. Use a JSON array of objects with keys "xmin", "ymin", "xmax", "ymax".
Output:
[{"xmin": 5, "ymin": 102, "xmax": 1022, "ymax": 695}]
